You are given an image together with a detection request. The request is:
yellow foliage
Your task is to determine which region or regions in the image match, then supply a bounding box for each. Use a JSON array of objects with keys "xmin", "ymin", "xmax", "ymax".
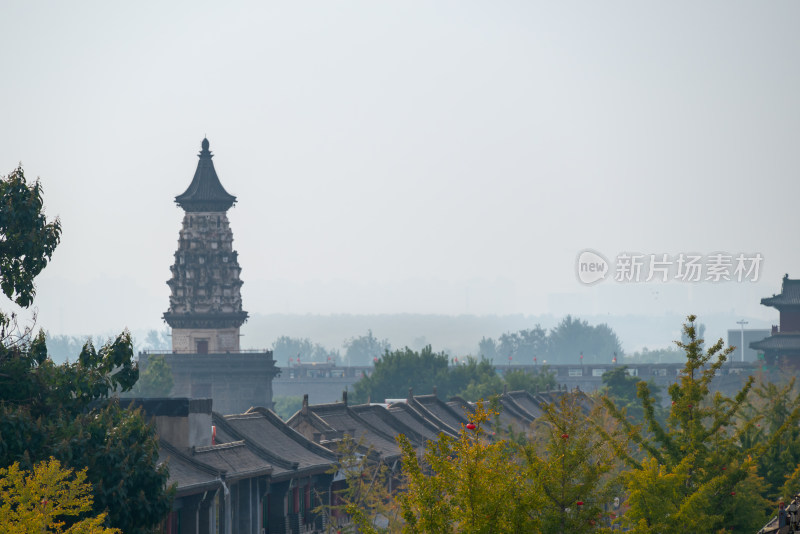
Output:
[{"xmin": 0, "ymin": 457, "xmax": 120, "ymax": 534}]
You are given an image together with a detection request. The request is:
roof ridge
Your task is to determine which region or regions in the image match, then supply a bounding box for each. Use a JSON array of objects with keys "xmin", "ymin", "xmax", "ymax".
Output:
[
  {"xmin": 194, "ymin": 440, "xmax": 245, "ymax": 453},
  {"xmin": 160, "ymin": 438, "xmax": 225, "ymax": 477},
  {"xmin": 350, "ymin": 404, "xmax": 427, "ymax": 446},
  {"xmin": 286, "ymin": 406, "xmax": 338, "ymax": 434},
  {"xmin": 415, "ymin": 395, "xmax": 469, "ymax": 424},
  {"xmin": 239, "ymin": 407, "xmax": 339, "ymax": 461},
  {"xmin": 308, "ymin": 402, "xmax": 347, "ymax": 413},
  {"xmin": 407, "ymin": 397, "xmax": 461, "ymax": 435},
  {"xmin": 390, "ymin": 402, "xmax": 457, "ymax": 438},
  {"xmin": 448, "ymin": 395, "xmax": 476, "ymax": 414},
  {"xmin": 499, "ymin": 394, "xmax": 536, "ymax": 423},
  {"xmin": 212, "ymin": 412, "xmax": 299, "ymax": 470},
  {"xmin": 344, "ymin": 405, "xmax": 405, "ymax": 444}
]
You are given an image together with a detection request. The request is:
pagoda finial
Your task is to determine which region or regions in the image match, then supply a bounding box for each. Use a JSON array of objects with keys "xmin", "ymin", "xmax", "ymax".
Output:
[{"xmin": 199, "ymin": 137, "xmax": 212, "ymax": 158}]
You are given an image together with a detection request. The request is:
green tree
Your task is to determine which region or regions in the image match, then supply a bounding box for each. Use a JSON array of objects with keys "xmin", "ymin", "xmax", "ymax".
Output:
[
  {"xmin": 397, "ymin": 401, "xmax": 540, "ymax": 533},
  {"xmin": 317, "ymin": 436, "xmax": 400, "ymax": 534},
  {"xmin": 601, "ymin": 366, "xmax": 662, "ymax": 423},
  {"xmin": 0, "ymin": 335, "xmax": 173, "ymax": 533},
  {"xmin": 548, "ymin": 315, "xmax": 622, "ymax": 365},
  {"xmin": 602, "ymin": 315, "xmax": 777, "ymax": 533},
  {"xmin": 131, "ymin": 355, "xmax": 174, "ymax": 397},
  {"xmin": 273, "ymin": 335, "xmax": 314, "ymax": 365},
  {"xmin": 273, "ymin": 335, "xmax": 339, "ymax": 364},
  {"xmin": 740, "ymin": 376, "xmax": 800, "ymax": 500},
  {"xmin": 524, "ymin": 393, "xmax": 616, "ymax": 533},
  {"xmin": 477, "ymin": 336, "xmax": 498, "ymax": 360},
  {"xmin": 497, "ymin": 325, "xmax": 549, "ymax": 364},
  {"xmin": 0, "ymin": 166, "xmax": 172, "ymax": 533},
  {"xmin": 504, "ymin": 367, "xmax": 557, "ymax": 395},
  {"xmin": 0, "ymin": 166, "xmax": 61, "ymax": 308},
  {"xmin": 352, "ymin": 346, "xmax": 448, "ymax": 403},
  {"xmin": 446, "ymin": 356, "xmax": 504, "ymax": 401},
  {"xmin": 0, "ymin": 457, "xmax": 119, "ymax": 534},
  {"xmin": 344, "ymin": 330, "xmax": 391, "ymax": 366},
  {"xmin": 353, "ymin": 347, "xmax": 556, "ymax": 405}
]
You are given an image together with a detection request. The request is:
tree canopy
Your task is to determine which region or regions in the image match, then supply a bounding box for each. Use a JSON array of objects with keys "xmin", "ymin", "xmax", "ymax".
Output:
[
  {"xmin": 0, "ymin": 457, "xmax": 120, "ymax": 534},
  {"xmin": 0, "ymin": 166, "xmax": 172, "ymax": 533},
  {"xmin": 600, "ymin": 315, "xmax": 778, "ymax": 533},
  {"xmin": 351, "ymin": 346, "xmax": 556, "ymax": 404},
  {"xmin": 0, "ymin": 166, "xmax": 61, "ymax": 308},
  {"xmin": 479, "ymin": 316, "xmax": 623, "ymax": 365},
  {"xmin": 344, "ymin": 330, "xmax": 391, "ymax": 366}
]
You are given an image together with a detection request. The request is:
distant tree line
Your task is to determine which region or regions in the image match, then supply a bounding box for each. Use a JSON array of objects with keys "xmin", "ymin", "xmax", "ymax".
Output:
[
  {"xmin": 479, "ymin": 315, "xmax": 623, "ymax": 365},
  {"xmin": 44, "ymin": 328, "xmax": 171, "ymax": 363},
  {"xmin": 350, "ymin": 346, "xmax": 556, "ymax": 405}
]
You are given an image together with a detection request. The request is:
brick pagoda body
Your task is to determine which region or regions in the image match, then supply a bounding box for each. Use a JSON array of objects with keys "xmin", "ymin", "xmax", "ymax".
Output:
[{"xmin": 141, "ymin": 138, "xmax": 278, "ymax": 413}]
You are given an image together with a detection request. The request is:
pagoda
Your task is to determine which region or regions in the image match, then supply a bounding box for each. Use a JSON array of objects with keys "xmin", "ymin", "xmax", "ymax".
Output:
[
  {"xmin": 750, "ymin": 274, "xmax": 800, "ymax": 366},
  {"xmin": 163, "ymin": 138, "xmax": 248, "ymax": 353},
  {"xmin": 143, "ymin": 138, "xmax": 277, "ymax": 413}
]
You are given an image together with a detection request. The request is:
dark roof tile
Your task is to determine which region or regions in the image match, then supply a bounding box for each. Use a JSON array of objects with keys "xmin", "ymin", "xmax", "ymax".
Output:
[{"xmin": 175, "ymin": 138, "xmax": 237, "ymax": 212}]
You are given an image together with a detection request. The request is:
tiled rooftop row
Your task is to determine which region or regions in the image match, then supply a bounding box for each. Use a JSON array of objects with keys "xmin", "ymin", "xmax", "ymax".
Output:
[{"xmin": 144, "ymin": 387, "xmax": 584, "ymax": 533}]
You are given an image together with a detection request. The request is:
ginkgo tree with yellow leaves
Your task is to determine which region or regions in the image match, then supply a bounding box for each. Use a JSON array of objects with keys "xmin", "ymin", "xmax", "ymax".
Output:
[
  {"xmin": 397, "ymin": 401, "xmax": 542, "ymax": 534},
  {"xmin": 396, "ymin": 397, "xmax": 618, "ymax": 534},
  {"xmin": 601, "ymin": 315, "xmax": 790, "ymax": 533},
  {"xmin": 523, "ymin": 394, "xmax": 619, "ymax": 534},
  {"xmin": 0, "ymin": 457, "xmax": 119, "ymax": 534}
]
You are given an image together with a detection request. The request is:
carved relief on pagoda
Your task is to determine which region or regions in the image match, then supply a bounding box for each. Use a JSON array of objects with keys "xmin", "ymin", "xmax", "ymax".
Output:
[{"xmin": 166, "ymin": 210, "xmax": 245, "ymax": 318}]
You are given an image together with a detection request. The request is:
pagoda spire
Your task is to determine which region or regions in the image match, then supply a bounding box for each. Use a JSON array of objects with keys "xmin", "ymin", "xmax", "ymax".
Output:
[{"xmin": 175, "ymin": 138, "xmax": 237, "ymax": 212}]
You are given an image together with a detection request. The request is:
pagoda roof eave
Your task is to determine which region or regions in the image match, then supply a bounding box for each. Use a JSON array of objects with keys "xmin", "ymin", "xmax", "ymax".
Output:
[{"xmin": 175, "ymin": 138, "xmax": 237, "ymax": 212}]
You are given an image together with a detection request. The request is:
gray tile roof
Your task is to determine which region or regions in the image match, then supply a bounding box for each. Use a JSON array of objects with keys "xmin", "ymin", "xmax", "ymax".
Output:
[
  {"xmin": 211, "ymin": 412, "xmax": 299, "ymax": 479},
  {"xmin": 175, "ymin": 138, "xmax": 237, "ymax": 212},
  {"xmin": 387, "ymin": 402, "xmax": 457, "ymax": 442},
  {"xmin": 500, "ymin": 395, "xmax": 536, "ymax": 423},
  {"xmin": 303, "ymin": 402, "xmax": 403, "ymax": 460},
  {"xmin": 350, "ymin": 404, "xmax": 428, "ymax": 448},
  {"xmin": 158, "ymin": 440, "xmax": 222, "ymax": 497},
  {"xmin": 447, "ymin": 396, "xmax": 476, "ymax": 419},
  {"xmin": 762, "ymin": 276, "xmax": 800, "ymax": 308},
  {"xmin": 222, "ymin": 408, "xmax": 337, "ymax": 478},
  {"xmin": 506, "ymin": 391, "xmax": 545, "ymax": 418},
  {"xmin": 411, "ymin": 394, "xmax": 470, "ymax": 430},
  {"xmin": 751, "ymin": 333, "xmax": 800, "ymax": 351},
  {"xmin": 190, "ymin": 440, "xmax": 274, "ymax": 481}
]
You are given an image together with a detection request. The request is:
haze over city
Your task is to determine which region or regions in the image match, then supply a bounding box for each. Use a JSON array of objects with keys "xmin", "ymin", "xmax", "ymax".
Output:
[{"xmin": 2, "ymin": 2, "xmax": 799, "ymax": 352}]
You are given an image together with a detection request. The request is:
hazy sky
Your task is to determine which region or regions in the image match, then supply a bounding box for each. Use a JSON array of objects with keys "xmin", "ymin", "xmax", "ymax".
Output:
[{"xmin": 1, "ymin": 2, "xmax": 799, "ymax": 336}]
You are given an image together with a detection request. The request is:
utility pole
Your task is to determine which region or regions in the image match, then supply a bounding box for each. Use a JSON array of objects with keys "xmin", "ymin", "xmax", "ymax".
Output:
[{"xmin": 736, "ymin": 320, "xmax": 749, "ymax": 362}]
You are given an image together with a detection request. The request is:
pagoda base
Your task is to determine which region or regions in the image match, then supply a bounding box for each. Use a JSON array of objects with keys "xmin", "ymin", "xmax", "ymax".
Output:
[
  {"xmin": 171, "ymin": 327, "xmax": 240, "ymax": 353},
  {"xmin": 138, "ymin": 351, "xmax": 279, "ymax": 414}
]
